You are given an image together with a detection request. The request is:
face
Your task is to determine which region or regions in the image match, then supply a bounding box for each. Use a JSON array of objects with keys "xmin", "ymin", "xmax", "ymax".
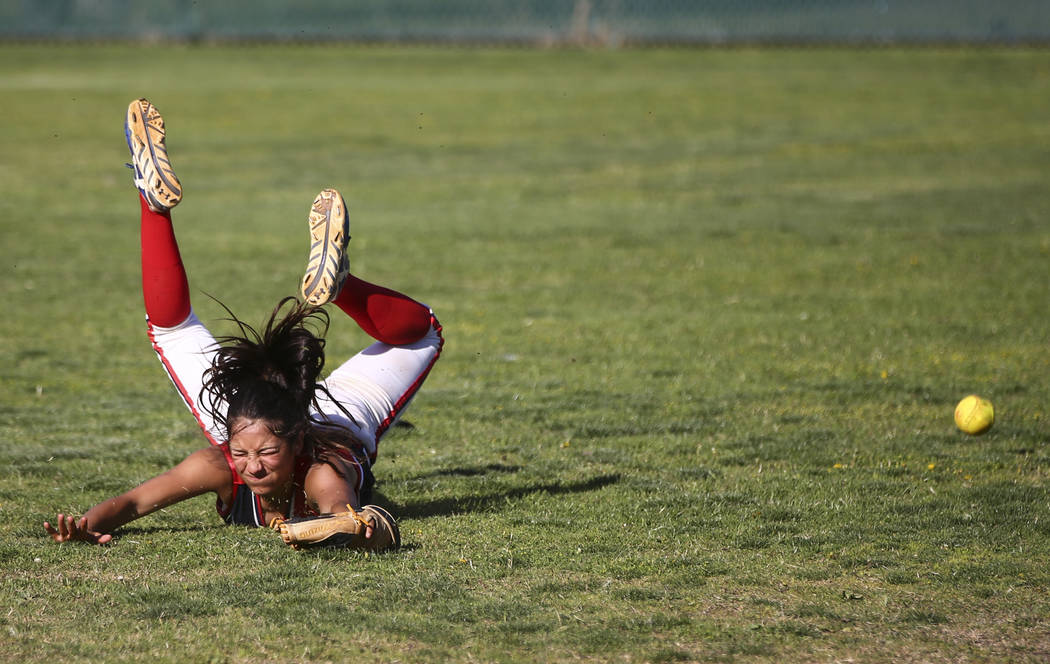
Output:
[{"xmin": 227, "ymin": 418, "xmax": 301, "ymax": 499}]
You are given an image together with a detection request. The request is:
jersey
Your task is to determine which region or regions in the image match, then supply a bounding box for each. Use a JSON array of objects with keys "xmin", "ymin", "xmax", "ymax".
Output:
[{"xmin": 215, "ymin": 443, "xmax": 375, "ymax": 527}]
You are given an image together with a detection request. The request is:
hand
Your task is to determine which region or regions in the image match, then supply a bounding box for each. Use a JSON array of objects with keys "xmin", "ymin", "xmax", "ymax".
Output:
[{"xmin": 43, "ymin": 514, "xmax": 113, "ymax": 545}]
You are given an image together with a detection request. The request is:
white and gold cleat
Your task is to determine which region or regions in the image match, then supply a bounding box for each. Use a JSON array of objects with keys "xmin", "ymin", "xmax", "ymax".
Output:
[
  {"xmin": 124, "ymin": 98, "xmax": 182, "ymax": 212},
  {"xmin": 300, "ymin": 188, "xmax": 350, "ymax": 306}
]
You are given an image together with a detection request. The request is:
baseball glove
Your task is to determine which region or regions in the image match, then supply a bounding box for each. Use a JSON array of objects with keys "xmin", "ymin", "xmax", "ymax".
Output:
[{"xmin": 270, "ymin": 504, "xmax": 401, "ymax": 552}]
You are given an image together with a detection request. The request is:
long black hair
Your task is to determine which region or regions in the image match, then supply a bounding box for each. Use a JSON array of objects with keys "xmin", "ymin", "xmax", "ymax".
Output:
[{"xmin": 201, "ymin": 296, "xmax": 359, "ymax": 464}]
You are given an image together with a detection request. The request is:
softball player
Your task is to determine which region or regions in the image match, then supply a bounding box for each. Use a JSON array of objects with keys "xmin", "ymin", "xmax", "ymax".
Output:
[{"xmin": 44, "ymin": 99, "xmax": 443, "ymax": 549}]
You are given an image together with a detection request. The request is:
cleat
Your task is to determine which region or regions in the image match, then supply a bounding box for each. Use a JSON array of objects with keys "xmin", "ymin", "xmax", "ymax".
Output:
[
  {"xmin": 300, "ymin": 188, "xmax": 350, "ymax": 306},
  {"xmin": 124, "ymin": 98, "xmax": 182, "ymax": 212}
]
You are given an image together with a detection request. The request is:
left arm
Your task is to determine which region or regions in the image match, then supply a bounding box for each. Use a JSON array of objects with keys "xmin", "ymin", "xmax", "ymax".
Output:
[
  {"xmin": 303, "ymin": 457, "xmax": 360, "ymax": 513},
  {"xmin": 301, "ymin": 458, "xmax": 374, "ymax": 540}
]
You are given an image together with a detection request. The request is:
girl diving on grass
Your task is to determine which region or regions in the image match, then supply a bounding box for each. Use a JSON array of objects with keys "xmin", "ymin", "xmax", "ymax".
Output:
[{"xmin": 44, "ymin": 98, "xmax": 443, "ymax": 550}]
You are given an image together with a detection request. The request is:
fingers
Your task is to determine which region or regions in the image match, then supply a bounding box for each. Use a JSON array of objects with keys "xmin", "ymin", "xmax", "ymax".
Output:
[
  {"xmin": 72, "ymin": 516, "xmax": 108, "ymax": 545},
  {"xmin": 60, "ymin": 514, "xmax": 75, "ymax": 541},
  {"xmin": 44, "ymin": 513, "xmax": 111, "ymax": 545},
  {"xmin": 43, "ymin": 513, "xmax": 72, "ymax": 542}
]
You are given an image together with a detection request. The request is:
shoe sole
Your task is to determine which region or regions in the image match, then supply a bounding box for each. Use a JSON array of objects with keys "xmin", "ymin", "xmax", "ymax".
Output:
[
  {"xmin": 301, "ymin": 188, "xmax": 350, "ymax": 306},
  {"xmin": 125, "ymin": 98, "xmax": 181, "ymax": 211}
]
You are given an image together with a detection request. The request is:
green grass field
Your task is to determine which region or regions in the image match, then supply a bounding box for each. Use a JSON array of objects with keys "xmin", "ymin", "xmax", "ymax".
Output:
[{"xmin": 1, "ymin": 44, "xmax": 1049, "ymax": 662}]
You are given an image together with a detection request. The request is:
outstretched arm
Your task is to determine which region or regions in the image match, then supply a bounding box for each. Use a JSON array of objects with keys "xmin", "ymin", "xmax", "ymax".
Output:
[{"xmin": 44, "ymin": 445, "xmax": 231, "ymax": 545}]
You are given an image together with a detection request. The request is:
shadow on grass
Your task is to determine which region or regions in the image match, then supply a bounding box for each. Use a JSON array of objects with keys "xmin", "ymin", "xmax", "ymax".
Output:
[
  {"xmin": 382, "ymin": 473, "xmax": 621, "ymax": 520},
  {"xmin": 408, "ymin": 463, "xmax": 524, "ymax": 479},
  {"xmin": 112, "ymin": 523, "xmax": 223, "ymax": 539}
]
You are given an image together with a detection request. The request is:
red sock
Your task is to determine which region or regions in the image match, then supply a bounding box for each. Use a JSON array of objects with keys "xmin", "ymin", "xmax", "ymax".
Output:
[
  {"xmin": 139, "ymin": 195, "xmax": 191, "ymax": 327},
  {"xmin": 332, "ymin": 275, "xmax": 431, "ymax": 345}
]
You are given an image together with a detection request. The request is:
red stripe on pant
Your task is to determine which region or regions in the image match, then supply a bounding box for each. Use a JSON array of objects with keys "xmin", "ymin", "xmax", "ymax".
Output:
[
  {"xmin": 372, "ymin": 315, "xmax": 445, "ymax": 461},
  {"xmin": 147, "ymin": 318, "xmax": 222, "ymax": 447}
]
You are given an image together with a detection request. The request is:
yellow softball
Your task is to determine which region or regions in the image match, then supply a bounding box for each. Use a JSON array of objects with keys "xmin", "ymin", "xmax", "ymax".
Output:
[{"xmin": 954, "ymin": 395, "xmax": 994, "ymax": 435}]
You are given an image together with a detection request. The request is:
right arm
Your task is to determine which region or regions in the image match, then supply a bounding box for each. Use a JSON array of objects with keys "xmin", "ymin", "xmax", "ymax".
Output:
[{"xmin": 44, "ymin": 445, "xmax": 231, "ymax": 545}]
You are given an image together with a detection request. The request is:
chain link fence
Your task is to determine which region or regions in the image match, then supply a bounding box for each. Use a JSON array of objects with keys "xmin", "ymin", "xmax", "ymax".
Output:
[{"xmin": 3, "ymin": 0, "xmax": 1049, "ymax": 44}]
